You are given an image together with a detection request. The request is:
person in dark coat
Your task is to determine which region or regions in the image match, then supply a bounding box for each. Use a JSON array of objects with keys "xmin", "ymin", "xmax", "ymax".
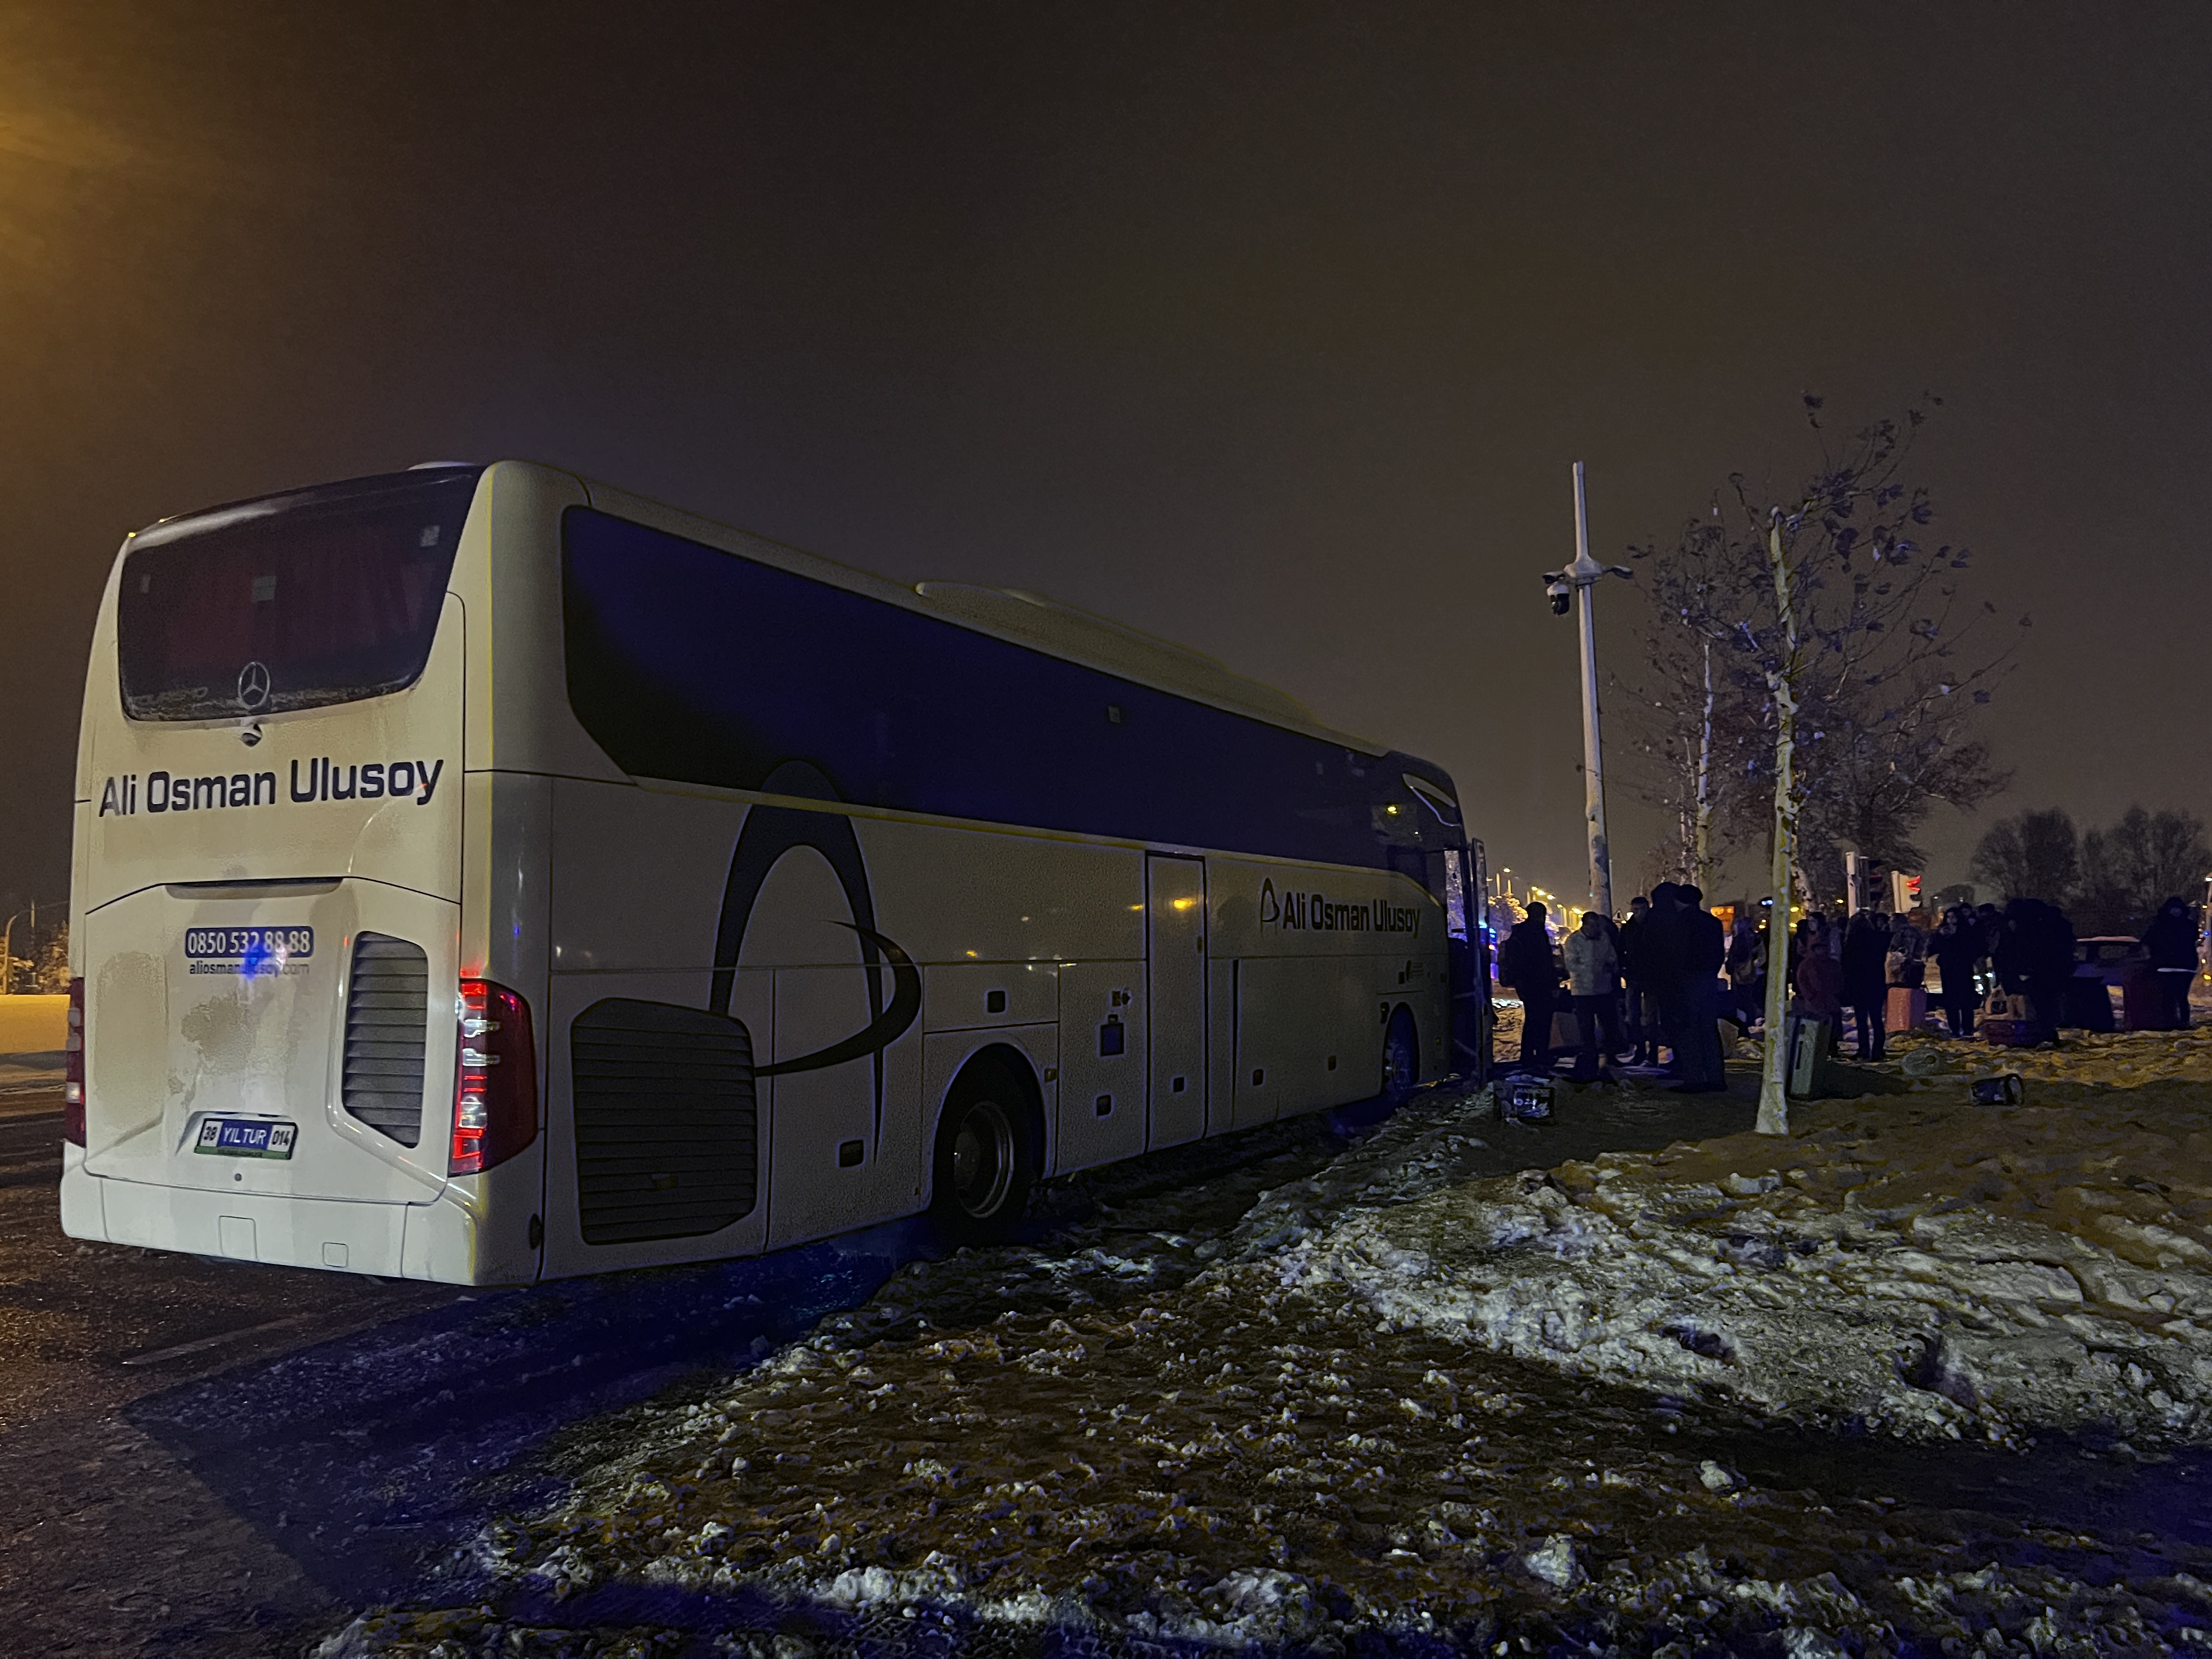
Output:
[
  {"xmin": 1997, "ymin": 897, "xmax": 2075, "ymax": 1044},
  {"xmin": 1792, "ymin": 914, "xmax": 1844, "ymax": 1023},
  {"xmin": 1616, "ymin": 894, "xmax": 1657, "ymax": 1064},
  {"xmin": 1887, "ymin": 913, "xmax": 1928, "ymax": 988},
  {"xmin": 1725, "ymin": 915, "xmax": 1764, "ymax": 1028},
  {"xmin": 1993, "ymin": 899, "xmax": 2032, "ymax": 997},
  {"xmin": 1977, "ymin": 903, "xmax": 2005, "ymax": 979},
  {"xmin": 1643, "ymin": 883, "xmax": 1684, "ymax": 1071},
  {"xmin": 2142, "ymin": 896, "xmax": 2199, "ymax": 1030},
  {"xmin": 1497, "ymin": 903, "xmax": 1561, "ymax": 1072},
  {"xmin": 1594, "ymin": 909, "xmax": 1631, "ymax": 1062},
  {"xmin": 2029, "ymin": 899, "xmax": 2077, "ymax": 1042},
  {"xmin": 1666, "ymin": 884, "xmax": 1729, "ymax": 1091},
  {"xmin": 1839, "ymin": 910, "xmax": 1889, "ymax": 1060},
  {"xmin": 1931, "ymin": 905, "xmax": 1983, "ymax": 1038}
]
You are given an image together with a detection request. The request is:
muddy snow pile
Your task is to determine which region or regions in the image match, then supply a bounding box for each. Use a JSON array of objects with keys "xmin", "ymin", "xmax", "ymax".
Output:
[
  {"xmin": 329, "ymin": 1040, "xmax": 2212, "ymax": 1655},
  {"xmin": 340, "ymin": 1262, "xmax": 2212, "ymax": 1657},
  {"xmin": 1288, "ymin": 1065, "xmax": 2212, "ymax": 1447}
]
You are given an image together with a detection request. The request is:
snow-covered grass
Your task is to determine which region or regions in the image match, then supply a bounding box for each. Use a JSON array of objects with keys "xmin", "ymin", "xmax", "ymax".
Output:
[
  {"xmin": 329, "ymin": 1034, "xmax": 2212, "ymax": 1655},
  {"xmin": 1296, "ymin": 1081, "xmax": 2212, "ymax": 1448}
]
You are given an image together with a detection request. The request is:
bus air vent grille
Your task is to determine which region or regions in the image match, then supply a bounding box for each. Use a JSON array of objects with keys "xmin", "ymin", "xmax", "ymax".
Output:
[
  {"xmin": 342, "ymin": 933, "xmax": 427, "ymax": 1147},
  {"xmin": 572, "ymin": 998, "xmax": 759, "ymax": 1245}
]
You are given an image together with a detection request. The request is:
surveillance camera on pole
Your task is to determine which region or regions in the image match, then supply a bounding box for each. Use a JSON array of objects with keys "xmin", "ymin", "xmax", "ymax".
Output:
[{"xmin": 1542, "ymin": 462, "xmax": 1634, "ymax": 917}]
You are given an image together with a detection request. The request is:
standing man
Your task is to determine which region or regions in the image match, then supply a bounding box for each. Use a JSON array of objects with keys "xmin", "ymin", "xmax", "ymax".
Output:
[
  {"xmin": 2142, "ymin": 896, "xmax": 2199, "ymax": 1030},
  {"xmin": 1672, "ymin": 884, "xmax": 1729, "ymax": 1091},
  {"xmin": 2026, "ymin": 898, "xmax": 2077, "ymax": 1046},
  {"xmin": 1644, "ymin": 883, "xmax": 1685, "ymax": 1075},
  {"xmin": 1932, "ymin": 905, "xmax": 1983, "ymax": 1038},
  {"xmin": 1840, "ymin": 910, "xmax": 1889, "ymax": 1060},
  {"xmin": 1563, "ymin": 910, "xmax": 1623, "ymax": 1082},
  {"xmin": 1725, "ymin": 914, "xmax": 1764, "ymax": 1029},
  {"xmin": 1617, "ymin": 894, "xmax": 1657, "ymax": 1065},
  {"xmin": 1497, "ymin": 903, "xmax": 1561, "ymax": 1074}
]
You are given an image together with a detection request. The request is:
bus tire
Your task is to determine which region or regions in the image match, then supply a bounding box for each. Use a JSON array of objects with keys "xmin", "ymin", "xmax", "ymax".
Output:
[
  {"xmin": 1382, "ymin": 1004, "xmax": 1419, "ymax": 1104},
  {"xmin": 930, "ymin": 1052, "xmax": 1040, "ymax": 1245}
]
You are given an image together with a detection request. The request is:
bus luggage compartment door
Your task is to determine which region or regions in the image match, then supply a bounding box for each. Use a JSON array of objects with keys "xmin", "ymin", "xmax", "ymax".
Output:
[{"xmin": 1144, "ymin": 855, "xmax": 1206, "ymax": 1149}]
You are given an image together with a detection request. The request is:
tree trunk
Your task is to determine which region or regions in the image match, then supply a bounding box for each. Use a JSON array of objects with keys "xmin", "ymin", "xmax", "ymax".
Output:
[
  {"xmin": 1757, "ymin": 512, "xmax": 1802, "ymax": 1137},
  {"xmin": 1694, "ymin": 637, "xmax": 1716, "ymax": 893}
]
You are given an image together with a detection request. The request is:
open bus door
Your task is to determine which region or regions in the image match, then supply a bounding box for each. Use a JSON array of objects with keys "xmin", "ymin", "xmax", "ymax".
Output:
[{"xmin": 1448, "ymin": 840, "xmax": 1493, "ymax": 1085}]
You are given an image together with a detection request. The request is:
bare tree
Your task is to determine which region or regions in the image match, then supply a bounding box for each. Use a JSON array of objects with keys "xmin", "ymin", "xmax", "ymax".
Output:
[
  {"xmin": 1971, "ymin": 808, "xmax": 2081, "ymax": 906},
  {"xmin": 2061, "ymin": 806, "xmax": 2209, "ymax": 934},
  {"xmin": 1627, "ymin": 400, "xmax": 2017, "ymax": 1133},
  {"xmin": 1623, "ymin": 510, "xmax": 1767, "ymax": 892}
]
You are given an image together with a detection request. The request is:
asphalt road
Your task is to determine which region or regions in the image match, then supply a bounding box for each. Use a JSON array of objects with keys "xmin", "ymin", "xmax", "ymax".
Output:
[
  {"xmin": 0, "ymin": 1090, "xmax": 460, "ymax": 1656},
  {"xmin": 0, "ymin": 1088, "xmax": 932, "ymax": 1657}
]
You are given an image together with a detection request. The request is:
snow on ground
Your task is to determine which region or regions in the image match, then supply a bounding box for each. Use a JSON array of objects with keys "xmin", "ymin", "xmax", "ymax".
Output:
[
  {"xmin": 330, "ymin": 1032, "xmax": 2212, "ymax": 1656},
  {"xmin": 1301, "ymin": 1037, "xmax": 2212, "ymax": 1449}
]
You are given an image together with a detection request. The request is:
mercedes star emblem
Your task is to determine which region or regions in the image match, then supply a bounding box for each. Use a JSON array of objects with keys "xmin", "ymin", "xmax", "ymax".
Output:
[{"xmin": 237, "ymin": 660, "xmax": 272, "ymax": 712}]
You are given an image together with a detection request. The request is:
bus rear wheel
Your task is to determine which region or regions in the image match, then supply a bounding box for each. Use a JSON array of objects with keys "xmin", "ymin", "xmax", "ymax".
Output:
[
  {"xmin": 1382, "ymin": 1005, "xmax": 1420, "ymax": 1104},
  {"xmin": 930, "ymin": 1057, "xmax": 1037, "ymax": 1244}
]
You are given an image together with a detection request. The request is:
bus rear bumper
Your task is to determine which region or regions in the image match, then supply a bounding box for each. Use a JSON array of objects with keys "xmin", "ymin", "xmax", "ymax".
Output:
[{"xmin": 60, "ymin": 1159, "xmax": 492, "ymax": 1283}]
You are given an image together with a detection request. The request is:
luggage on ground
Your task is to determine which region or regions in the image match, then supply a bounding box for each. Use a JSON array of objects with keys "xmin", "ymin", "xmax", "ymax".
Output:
[
  {"xmin": 1787, "ymin": 1013, "xmax": 1832, "ymax": 1097},
  {"xmin": 1983, "ymin": 991, "xmax": 2048, "ymax": 1047},
  {"xmin": 2123, "ymin": 967, "xmax": 2175, "ymax": 1032},
  {"xmin": 1886, "ymin": 985, "xmax": 1928, "ymax": 1033}
]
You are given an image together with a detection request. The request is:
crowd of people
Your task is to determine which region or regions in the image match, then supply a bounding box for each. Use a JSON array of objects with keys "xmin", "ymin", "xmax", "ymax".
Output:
[
  {"xmin": 1491, "ymin": 886, "xmax": 2203, "ymax": 1084},
  {"xmin": 1493, "ymin": 882, "xmax": 1729, "ymax": 1091}
]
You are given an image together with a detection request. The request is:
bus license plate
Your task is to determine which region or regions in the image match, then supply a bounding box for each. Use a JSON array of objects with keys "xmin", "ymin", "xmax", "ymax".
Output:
[{"xmin": 194, "ymin": 1118, "xmax": 297, "ymax": 1160}]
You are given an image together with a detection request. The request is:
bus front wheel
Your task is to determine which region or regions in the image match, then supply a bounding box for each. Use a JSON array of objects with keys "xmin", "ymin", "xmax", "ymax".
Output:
[{"xmin": 930, "ymin": 1056, "xmax": 1038, "ymax": 1244}]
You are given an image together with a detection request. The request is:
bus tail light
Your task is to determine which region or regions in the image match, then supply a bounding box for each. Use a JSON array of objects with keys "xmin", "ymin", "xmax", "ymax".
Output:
[
  {"xmin": 63, "ymin": 977, "xmax": 85, "ymax": 1148},
  {"xmin": 452, "ymin": 979, "xmax": 536, "ymax": 1176}
]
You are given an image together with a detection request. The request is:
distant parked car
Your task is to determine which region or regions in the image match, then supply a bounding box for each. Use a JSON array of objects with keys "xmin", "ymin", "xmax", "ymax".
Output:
[{"xmin": 2076, "ymin": 936, "xmax": 2150, "ymax": 986}]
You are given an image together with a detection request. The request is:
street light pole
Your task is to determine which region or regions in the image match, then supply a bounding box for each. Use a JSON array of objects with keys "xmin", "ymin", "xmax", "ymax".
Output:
[{"xmin": 1543, "ymin": 461, "xmax": 1634, "ymax": 918}]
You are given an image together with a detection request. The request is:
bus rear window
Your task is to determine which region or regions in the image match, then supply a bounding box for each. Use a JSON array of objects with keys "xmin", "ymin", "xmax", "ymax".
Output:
[{"xmin": 116, "ymin": 467, "xmax": 483, "ymax": 721}]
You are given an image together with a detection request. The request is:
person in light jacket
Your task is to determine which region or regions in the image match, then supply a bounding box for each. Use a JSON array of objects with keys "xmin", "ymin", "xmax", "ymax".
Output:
[{"xmin": 1562, "ymin": 910, "xmax": 1623, "ymax": 1081}]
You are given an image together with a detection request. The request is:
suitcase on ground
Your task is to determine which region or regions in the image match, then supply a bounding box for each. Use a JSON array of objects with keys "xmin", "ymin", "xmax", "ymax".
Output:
[
  {"xmin": 2123, "ymin": 968, "xmax": 2172, "ymax": 1032},
  {"xmin": 1787, "ymin": 1014, "xmax": 1831, "ymax": 1097},
  {"xmin": 1983, "ymin": 991, "xmax": 2047, "ymax": 1047},
  {"xmin": 1886, "ymin": 986, "xmax": 1928, "ymax": 1032},
  {"xmin": 1990, "ymin": 1008, "xmax": 2052, "ymax": 1044}
]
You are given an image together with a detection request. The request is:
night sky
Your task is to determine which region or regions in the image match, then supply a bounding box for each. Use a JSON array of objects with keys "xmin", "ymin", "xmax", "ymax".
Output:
[{"xmin": 4, "ymin": 3, "xmax": 2208, "ymax": 915}]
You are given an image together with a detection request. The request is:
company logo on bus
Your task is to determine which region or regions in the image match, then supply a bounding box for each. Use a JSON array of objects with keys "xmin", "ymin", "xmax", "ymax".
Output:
[
  {"xmin": 1259, "ymin": 877, "xmax": 1419, "ymax": 936},
  {"xmin": 96, "ymin": 757, "xmax": 445, "ymax": 818},
  {"xmin": 237, "ymin": 660, "xmax": 272, "ymax": 712}
]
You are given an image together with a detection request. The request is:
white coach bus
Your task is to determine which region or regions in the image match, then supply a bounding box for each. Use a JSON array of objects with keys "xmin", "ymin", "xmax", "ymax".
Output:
[{"xmin": 61, "ymin": 462, "xmax": 1487, "ymax": 1284}]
